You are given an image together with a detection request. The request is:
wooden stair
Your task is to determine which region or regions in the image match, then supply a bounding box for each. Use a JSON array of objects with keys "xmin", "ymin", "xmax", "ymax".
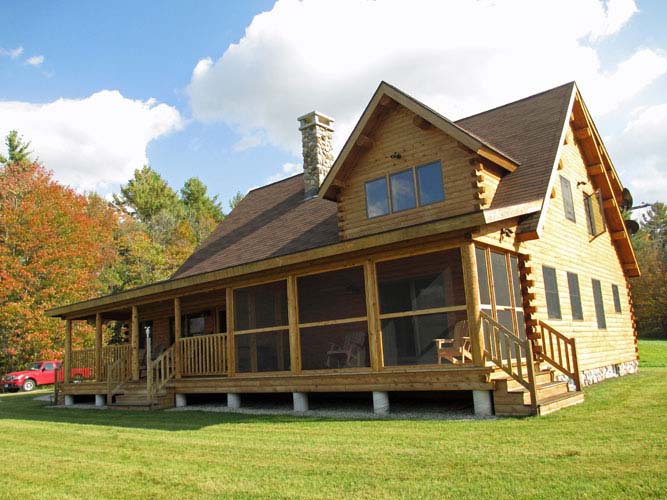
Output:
[
  {"xmin": 493, "ymin": 368, "xmax": 584, "ymax": 416},
  {"xmin": 109, "ymin": 381, "xmax": 175, "ymax": 410}
]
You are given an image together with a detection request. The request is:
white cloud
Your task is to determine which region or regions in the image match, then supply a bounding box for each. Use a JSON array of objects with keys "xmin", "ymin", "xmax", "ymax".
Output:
[
  {"xmin": 265, "ymin": 161, "xmax": 301, "ymax": 184},
  {"xmin": 0, "ymin": 91, "xmax": 183, "ymax": 191},
  {"xmin": 25, "ymin": 55, "xmax": 44, "ymax": 67},
  {"xmin": 187, "ymin": 0, "xmax": 666, "ymax": 158},
  {"xmin": 608, "ymin": 104, "xmax": 667, "ymax": 204},
  {"xmin": 0, "ymin": 46, "xmax": 23, "ymax": 59}
]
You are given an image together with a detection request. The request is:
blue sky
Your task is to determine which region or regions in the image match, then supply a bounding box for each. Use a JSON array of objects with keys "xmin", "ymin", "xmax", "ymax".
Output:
[{"xmin": 1, "ymin": 0, "xmax": 666, "ymax": 209}]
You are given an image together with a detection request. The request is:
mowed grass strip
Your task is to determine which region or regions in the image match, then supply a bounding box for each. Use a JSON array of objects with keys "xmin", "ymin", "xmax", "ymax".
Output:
[{"xmin": 0, "ymin": 340, "xmax": 665, "ymax": 499}]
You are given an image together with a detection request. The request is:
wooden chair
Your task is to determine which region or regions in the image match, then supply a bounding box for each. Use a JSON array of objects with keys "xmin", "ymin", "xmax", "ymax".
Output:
[
  {"xmin": 326, "ymin": 332, "xmax": 366, "ymax": 368},
  {"xmin": 434, "ymin": 320, "xmax": 473, "ymax": 365}
]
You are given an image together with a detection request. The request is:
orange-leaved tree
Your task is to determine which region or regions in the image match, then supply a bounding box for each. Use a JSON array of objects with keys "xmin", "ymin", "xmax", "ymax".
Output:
[{"xmin": 0, "ymin": 161, "xmax": 119, "ymax": 371}]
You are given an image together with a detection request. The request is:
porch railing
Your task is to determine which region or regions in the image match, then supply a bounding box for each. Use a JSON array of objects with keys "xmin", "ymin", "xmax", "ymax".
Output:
[
  {"xmin": 148, "ymin": 344, "xmax": 176, "ymax": 400},
  {"xmin": 99, "ymin": 344, "xmax": 131, "ymax": 381},
  {"xmin": 68, "ymin": 344, "xmax": 131, "ymax": 382},
  {"xmin": 106, "ymin": 348, "xmax": 132, "ymax": 403},
  {"xmin": 481, "ymin": 311, "xmax": 537, "ymax": 410},
  {"xmin": 537, "ymin": 320, "xmax": 582, "ymax": 390},
  {"xmin": 179, "ymin": 333, "xmax": 227, "ymax": 377}
]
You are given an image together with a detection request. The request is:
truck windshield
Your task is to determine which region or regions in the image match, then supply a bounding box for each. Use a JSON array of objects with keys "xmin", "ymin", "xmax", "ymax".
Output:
[{"xmin": 29, "ymin": 363, "xmax": 42, "ymax": 370}]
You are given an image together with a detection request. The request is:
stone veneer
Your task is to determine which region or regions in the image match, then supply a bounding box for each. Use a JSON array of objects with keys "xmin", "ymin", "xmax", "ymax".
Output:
[
  {"xmin": 554, "ymin": 360, "xmax": 639, "ymax": 386},
  {"xmin": 298, "ymin": 111, "xmax": 335, "ymax": 198}
]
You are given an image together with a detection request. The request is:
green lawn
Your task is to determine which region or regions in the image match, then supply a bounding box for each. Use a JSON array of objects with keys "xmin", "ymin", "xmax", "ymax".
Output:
[{"xmin": 1, "ymin": 341, "xmax": 666, "ymax": 499}]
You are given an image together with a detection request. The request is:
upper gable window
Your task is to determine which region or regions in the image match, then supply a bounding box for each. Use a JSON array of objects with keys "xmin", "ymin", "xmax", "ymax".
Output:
[
  {"xmin": 560, "ymin": 175, "xmax": 576, "ymax": 222},
  {"xmin": 365, "ymin": 177, "xmax": 390, "ymax": 218},
  {"xmin": 364, "ymin": 161, "xmax": 445, "ymax": 219},
  {"xmin": 417, "ymin": 162, "xmax": 445, "ymax": 206},
  {"xmin": 390, "ymin": 169, "xmax": 417, "ymax": 212}
]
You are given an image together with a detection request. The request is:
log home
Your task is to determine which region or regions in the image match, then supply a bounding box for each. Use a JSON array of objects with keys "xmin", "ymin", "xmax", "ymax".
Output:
[{"xmin": 47, "ymin": 81, "xmax": 640, "ymax": 416}]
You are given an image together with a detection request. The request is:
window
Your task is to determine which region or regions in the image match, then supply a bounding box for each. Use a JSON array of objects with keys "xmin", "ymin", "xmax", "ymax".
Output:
[
  {"xmin": 612, "ymin": 284, "xmax": 622, "ymax": 313},
  {"xmin": 416, "ymin": 162, "xmax": 445, "ymax": 205},
  {"xmin": 560, "ymin": 176, "xmax": 576, "ymax": 222},
  {"xmin": 390, "ymin": 169, "xmax": 417, "ymax": 212},
  {"xmin": 592, "ymin": 279, "xmax": 606, "ymax": 329},
  {"xmin": 542, "ymin": 266, "xmax": 562, "ymax": 320},
  {"xmin": 584, "ymin": 190, "xmax": 605, "ymax": 237},
  {"xmin": 365, "ymin": 177, "xmax": 389, "ymax": 218},
  {"xmin": 567, "ymin": 272, "xmax": 583, "ymax": 320},
  {"xmin": 42, "ymin": 362, "xmax": 54, "ymax": 371},
  {"xmin": 364, "ymin": 161, "xmax": 444, "ymax": 218}
]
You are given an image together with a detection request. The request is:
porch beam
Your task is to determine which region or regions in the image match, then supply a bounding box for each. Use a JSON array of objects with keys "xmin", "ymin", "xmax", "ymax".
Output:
[
  {"xmin": 226, "ymin": 288, "xmax": 236, "ymax": 377},
  {"xmin": 287, "ymin": 276, "xmax": 301, "ymax": 374},
  {"xmin": 95, "ymin": 313, "xmax": 103, "ymax": 381},
  {"xmin": 64, "ymin": 319, "xmax": 72, "ymax": 384},
  {"xmin": 131, "ymin": 305, "xmax": 139, "ymax": 381},
  {"xmin": 364, "ymin": 260, "xmax": 382, "ymax": 371},
  {"xmin": 461, "ymin": 242, "xmax": 485, "ymax": 365},
  {"xmin": 174, "ymin": 297, "xmax": 182, "ymax": 379}
]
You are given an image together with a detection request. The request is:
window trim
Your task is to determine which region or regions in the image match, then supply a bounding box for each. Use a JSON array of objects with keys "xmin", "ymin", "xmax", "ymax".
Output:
[{"xmin": 364, "ymin": 161, "xmax": 445, "ymax": 219}]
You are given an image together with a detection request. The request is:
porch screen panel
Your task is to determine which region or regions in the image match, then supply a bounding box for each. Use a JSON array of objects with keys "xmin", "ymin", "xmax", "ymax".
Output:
[
  {"xmin": 233, "ymin": 280, "xmax": 290, "ymax": 373},
  {"xmin": 236, "ymin": 331, "xmax": 290, "ymax": 373},
  {"xmin": 377, "ymin": 249, "xmax": 467, "ymax": 366},
  {"xmin": 300, "ymin": 322, "xmax": 369, "ymax": 370},
  {"xmin": 297, "ymin": 267, "xmax": 369, "ymax": 371}
]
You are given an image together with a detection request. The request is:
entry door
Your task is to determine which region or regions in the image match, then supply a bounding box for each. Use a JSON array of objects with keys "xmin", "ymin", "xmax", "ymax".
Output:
[{"xmin": 475, "ymin": 247, "xmax": 526, "ymax": 340}]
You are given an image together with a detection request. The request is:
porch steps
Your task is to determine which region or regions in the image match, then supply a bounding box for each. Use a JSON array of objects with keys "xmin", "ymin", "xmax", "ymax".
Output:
[
  {"xmin": 109, "ymin": 383, "xmax": 175, "ymax": 410},
  {"xmin": 493, "ymin": 369, "xmax": 584, "ymax": 417}
]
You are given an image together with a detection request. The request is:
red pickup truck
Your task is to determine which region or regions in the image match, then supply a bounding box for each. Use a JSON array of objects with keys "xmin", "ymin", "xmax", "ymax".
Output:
[{"xmin": 2, "ymin": 360, "xmax": 93, "ymax": 392}]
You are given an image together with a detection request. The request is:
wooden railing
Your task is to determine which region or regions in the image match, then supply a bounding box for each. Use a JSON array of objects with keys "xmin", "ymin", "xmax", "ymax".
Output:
[
  {"xmin": 179, "ymin": 333, "xmax": 227, "ymax": 377},
  {"xmin": 148, "ymin": 344, "xmax": 176, "ymax": 400},
  {"xmin": 106, "ymin": 348, "xmax": 132, "ymax": 403},
  {"xmin": 481, "ymin": 311, "xmax": 537, "ymax": 410},
  {"xmin": 68, "ymin": 344, "xmax": 131, "ymax": 382},
  {"xmin": 537, "ymin": 320, "xmax": 582, "ymax": 390}
]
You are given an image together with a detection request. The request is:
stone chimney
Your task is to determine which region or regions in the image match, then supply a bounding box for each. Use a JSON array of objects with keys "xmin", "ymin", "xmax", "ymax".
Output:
[{"xmin": 298, "ymin": 111, "xmax": 334, "ymax": 198}]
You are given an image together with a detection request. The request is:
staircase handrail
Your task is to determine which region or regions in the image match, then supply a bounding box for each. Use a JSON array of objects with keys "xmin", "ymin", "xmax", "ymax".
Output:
[
  {"xmin": 537, "ymin": 320, "xmax": 582, "ymax": 390},
  {"xmin": 481, "ymin": 310, "xmax": 537, "ymax": 411},
  {"xmin": 148, "ymin": 344, "xmax": 176, "ymax": 402}
]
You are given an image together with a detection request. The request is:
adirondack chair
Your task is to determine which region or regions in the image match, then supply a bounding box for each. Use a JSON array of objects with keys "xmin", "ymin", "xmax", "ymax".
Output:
[
  {"xmin": 326, "ymin": 331, "xmax": 367, "ymax": 368},
  {"xmin": 434, "ymin": 320, "xmax": 473, "ymax": 365}
]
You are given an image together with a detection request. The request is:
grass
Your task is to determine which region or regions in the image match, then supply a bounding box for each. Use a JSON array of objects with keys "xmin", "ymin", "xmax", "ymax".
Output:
[{"xmin": 0, "ymin": 341, "xmax": 665, "ymax": 499}]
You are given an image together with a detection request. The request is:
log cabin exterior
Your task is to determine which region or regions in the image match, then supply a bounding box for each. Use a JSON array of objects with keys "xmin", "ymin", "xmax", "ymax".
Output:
[{"xmin": 47, "ymin": 81, "xmax": 639, "ymax": 416}]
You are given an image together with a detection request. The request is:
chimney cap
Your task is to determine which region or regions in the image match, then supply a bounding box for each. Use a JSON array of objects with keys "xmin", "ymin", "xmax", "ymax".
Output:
[{"xmin": 297, "ymin": 111, "xmax": 334, "ymax": 131}]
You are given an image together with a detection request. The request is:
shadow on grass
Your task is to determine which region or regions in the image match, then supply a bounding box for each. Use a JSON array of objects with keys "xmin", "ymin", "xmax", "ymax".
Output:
[{"xmin": 0, "ymin": 390, "xmax": 478, "ymax": 431}]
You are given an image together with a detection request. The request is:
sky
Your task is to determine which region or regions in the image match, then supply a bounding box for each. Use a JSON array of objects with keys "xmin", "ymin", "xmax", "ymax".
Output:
[{"xmin": 1, "ymin": 0, "xmax": 666, "ymax": 211}]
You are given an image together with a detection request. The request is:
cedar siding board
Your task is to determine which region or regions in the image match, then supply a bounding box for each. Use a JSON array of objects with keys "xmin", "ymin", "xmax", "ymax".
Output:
[{"xmin": 520, "ymin": 121, "xmax": 636, "ymax": 372}]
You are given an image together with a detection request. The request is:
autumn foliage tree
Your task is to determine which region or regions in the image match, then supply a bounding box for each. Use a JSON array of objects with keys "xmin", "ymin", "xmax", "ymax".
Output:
[{"xmin": 0, "ymin": 161, "xmax": 120, "ymax": 370}]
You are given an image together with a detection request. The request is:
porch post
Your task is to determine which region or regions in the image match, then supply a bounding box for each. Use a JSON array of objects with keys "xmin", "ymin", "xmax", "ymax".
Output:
[
  {"xmin": 364, "ymin": 260, "xmax": 382, "ymax": 371},
  {"xmin": 226, "ymin": 288, "xmax": 236, "ymax": 377},
  {"xmin": 461, "ymin": 242, "xmax": 485, "ymax": 366},
  {"xmin": 174, "ymin": 297, "xmax": 182, "ymax": 379},
  {"xmin": 131, "ymin": 305, "xmax": 139, "ymax": 381},
  {"xmin": 64, "ymin": 319, "xmax": 72, "ymax": 384},
  {"xmin": 287, "ymin": 276, "xmax": 301, "ymax": 374},
  {"xmin": 95, "ymin": 313, "xmax": 103, "ymax": 381}
]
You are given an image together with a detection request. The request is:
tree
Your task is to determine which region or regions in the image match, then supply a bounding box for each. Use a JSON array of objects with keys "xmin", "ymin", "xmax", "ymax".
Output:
[
  {"xmin": 0, "ymin": 130, "xmax": 33, "ymax": 166},
  {"xmin": 0, "ymin": 161, "xmax": 120, "ymax": 371},
  {"xmin": 181, "ymin": 177, "xmax": 224, "ymax": 222},
  {"xmin": 113, "ymin": 166, "xmax": 181, "ymax": 222},
  {"xmin": 229, "ymin": 190, "xmax": 244, "ymax": 212},
  {"xmin": 631, "ymin": 202, "xmax": 667, "ymax": 339}
]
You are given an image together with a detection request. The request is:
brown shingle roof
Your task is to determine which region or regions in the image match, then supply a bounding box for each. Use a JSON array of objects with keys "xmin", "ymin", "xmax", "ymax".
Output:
[
  {"xmin": 456, "ymin": 82, "xmax": 574, "ymax": 210},
  {"xmin": 173, "ymin": 174, "xmax": 339, "ymax": 279},
  {"xmin": 173, "ymin": 82, "xmax": 575, "ymax": 280}
]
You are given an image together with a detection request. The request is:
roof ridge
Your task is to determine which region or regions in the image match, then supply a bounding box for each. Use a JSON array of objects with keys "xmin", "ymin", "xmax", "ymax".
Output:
[
  {"xmin": 455, "ymin": 81, "xmax": 576, "ymax": 123},
  {"xmin": 246, "ymin": 172, "xmax": 303, "ymax": 195}
]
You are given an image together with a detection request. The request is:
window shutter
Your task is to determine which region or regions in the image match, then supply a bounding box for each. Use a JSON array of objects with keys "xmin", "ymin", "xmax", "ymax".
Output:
[
  {"xmin": 542, "ymin": 266, "xmax": 562, "ymax": 320},
  {"xmin": 592, "ymin": 279, "xmax": 606, "ymax": 329},
  {"xmin": 567, "ymin": 272, "xmax": 583, "ymax": 320},
  {"xmin": 560, "ymin": 176, "xmax": 576, "ymax": 222}
]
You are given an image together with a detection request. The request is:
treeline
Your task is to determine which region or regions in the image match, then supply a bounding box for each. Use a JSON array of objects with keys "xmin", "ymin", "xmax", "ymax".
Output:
[
  {"xmin": 0, "ymin": 132, "xmax": 241, "ymax": 371},
  {"xmin": 631, "ymin": 203, "xmax": 667, "ymax": 339}
]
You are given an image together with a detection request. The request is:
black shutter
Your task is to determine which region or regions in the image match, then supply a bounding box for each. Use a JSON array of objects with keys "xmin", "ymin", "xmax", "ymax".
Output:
[
  {"xmin": 612, "ymin": 284, "xmax": 622, "ymax": 313},
  {"xmin": 592, "ymin": 279, "xmax": 606, "ymax": 329},
  {"xmin": 542, "ymin": 266, "xmax": 562, "ymax": 320},
  {"xmin": 560, "ymin": 176, "xmax": 576, "ymax": 222},
  {"xmin": 567, "ymin": 272, "xmax": 583, "ymax": 320}
]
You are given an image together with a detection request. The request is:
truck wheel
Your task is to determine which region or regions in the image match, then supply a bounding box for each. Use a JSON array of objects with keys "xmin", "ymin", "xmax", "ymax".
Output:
[{"xmin": 22, "ymin": 379, "xmax": 36, "ymax": 392}]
